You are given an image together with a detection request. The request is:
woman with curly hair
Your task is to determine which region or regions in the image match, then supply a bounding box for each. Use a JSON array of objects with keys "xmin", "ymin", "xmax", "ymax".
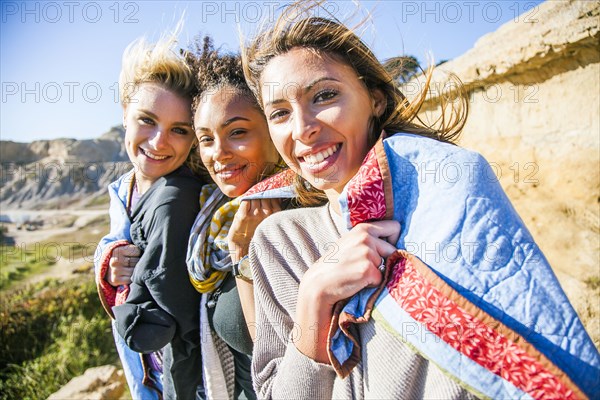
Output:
[{"xmin": 184, "ymin": 36, "xmax": 282, "ymax": 400}]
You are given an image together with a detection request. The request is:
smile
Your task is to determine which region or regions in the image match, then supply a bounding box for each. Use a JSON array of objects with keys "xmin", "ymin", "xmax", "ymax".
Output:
[
  {"xmin": 298, "ymin": 144, "xmax": 341, "ymax": 174},
  {"xmin": 140, "ymin": 148, "xmax": 169, "ymax": 161},
  {"xmin": 214, "ymin": 164, "xmax": 245, "ymax": 180},
  {"xmin": 302, "ymin": 144, "xmax": 340, "ymax": 165}
]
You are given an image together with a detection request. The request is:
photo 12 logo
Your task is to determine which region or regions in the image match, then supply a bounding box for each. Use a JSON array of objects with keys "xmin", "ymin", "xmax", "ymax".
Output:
[
  {"xmin": 399, "ymin": 1, "xmax": 539, "ymax": 24},
  {"xmin": 2, "ymin": 1, "xmax": 140, "ymax": 24},
  {"xmin": 198, "ymin": 1, "xmax": 340, "ymax": 24}
]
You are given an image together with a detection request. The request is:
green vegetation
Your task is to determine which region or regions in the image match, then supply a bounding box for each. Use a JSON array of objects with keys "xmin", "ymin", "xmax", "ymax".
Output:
[
  {"xmin": 0, "ymin": 244, "xmax": 57, "ymax": 290},
  {"xmin": 0, "ymin": 277, "xmax": 118, "ymax": 400},
  {"xmin": 0, "ymin": 214, "xmax": 117, "ymax": 398}
]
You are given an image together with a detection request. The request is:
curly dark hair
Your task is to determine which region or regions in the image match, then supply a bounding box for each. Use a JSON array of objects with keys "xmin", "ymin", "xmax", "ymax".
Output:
[{"xmin": 186, "ymin": 35, "xmax": 258, "ymax": 114}]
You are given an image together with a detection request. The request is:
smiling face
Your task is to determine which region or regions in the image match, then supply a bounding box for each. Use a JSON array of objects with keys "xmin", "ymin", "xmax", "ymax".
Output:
[
  {"xmin": 260, "ymin": 47, "xmax": 385, "ymax": 198},
  {"xmin": 123, "ymin": 82, "xmax": 195, "ymax": 193},
  {"xmin": 194, "ymin": 87, "xmax": 280, "ymax": 198}
]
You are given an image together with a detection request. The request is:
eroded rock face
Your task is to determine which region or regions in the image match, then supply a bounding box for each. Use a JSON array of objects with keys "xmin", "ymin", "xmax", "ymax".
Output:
[
  {"xmin": 429, "ymin": 0, "xmax": 599, "ymax": 88},
  {"xmin": 413, "ymin": 0, "xmax": 600, "ymax": 346},
  {"xmin": 1, "ymin": 126, "xmax": 127, "ymax": 164},
  {"xmin": 47, "ymin": 365, "xmax": 126, "ymax": 400},
  {"xmin": 0, "ymin": 126, "xmax": 130, "ymax": 209}
]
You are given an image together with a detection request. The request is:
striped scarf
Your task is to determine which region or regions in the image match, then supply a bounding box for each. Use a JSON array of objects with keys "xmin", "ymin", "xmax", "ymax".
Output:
[{"xmin": 186, "ymin": 184, "xmax": 240, "ymax": 293}]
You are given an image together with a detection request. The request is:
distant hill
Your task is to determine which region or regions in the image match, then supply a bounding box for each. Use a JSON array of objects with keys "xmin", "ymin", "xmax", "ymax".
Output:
[{"xmin": 0, "ymin": 126, "xmax": 131, "ymax": 209}]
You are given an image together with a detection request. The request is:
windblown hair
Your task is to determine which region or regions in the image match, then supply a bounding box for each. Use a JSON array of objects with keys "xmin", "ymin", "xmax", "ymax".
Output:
[
  {"xmin": 119, "ymin": 30, "xmax": 207, "ymax": 178},
  {"xmin": 242, "ymin": 1, "xmax": 468, "ymax": 206},
  {"xmin": 119, "ymin": 32, "xmax": 195, "ymax": 106},
  {"xmin": 187, "ymin": 35, "xmax": 258, "ymax": 114}
]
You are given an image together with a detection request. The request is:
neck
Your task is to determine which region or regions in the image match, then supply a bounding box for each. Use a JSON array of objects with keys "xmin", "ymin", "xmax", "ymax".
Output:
[
  {"xmin": 324, "ymin": 188, "xmax": 343, "ymax": 215},
  {"xmin": 134, "ymin": 175, "xmax": 154, "ymax": 195}
]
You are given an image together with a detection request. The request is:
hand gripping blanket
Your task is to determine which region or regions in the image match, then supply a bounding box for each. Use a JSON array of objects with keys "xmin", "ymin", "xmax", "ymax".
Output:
[{"xmin": 246, "ymin": 132, "xmax": 600, "ymax": 400}]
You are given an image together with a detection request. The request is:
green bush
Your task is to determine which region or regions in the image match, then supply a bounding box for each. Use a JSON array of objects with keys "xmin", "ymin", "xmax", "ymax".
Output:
[{"xmin": 0, "ymin": 277, "xmax": 118, "ymax": 399}]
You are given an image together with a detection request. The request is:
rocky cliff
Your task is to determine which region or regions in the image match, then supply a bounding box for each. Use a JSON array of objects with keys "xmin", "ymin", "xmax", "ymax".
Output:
[
  {"xmin": 414, "ymin": 0, "xmax": 599, "ymax": 345},
  {"xmin": 0, "ymin": 126, "xmax": 131, "ymax": 209}
]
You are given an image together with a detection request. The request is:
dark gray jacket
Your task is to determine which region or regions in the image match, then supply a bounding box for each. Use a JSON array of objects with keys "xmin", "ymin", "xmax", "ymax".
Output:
[{"xmin": 113, "ymin": 167, "xmax": 204, "ymax": 400}]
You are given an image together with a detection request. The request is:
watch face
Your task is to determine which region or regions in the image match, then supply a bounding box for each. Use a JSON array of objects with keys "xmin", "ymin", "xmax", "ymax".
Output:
[{"xmin": 238, "ymin": 256, "xmax": 253, "ymax": 281}]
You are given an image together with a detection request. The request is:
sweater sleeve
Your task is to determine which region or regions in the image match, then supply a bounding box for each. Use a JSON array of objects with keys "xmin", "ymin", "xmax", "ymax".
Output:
[
  {"xmin": 250, "ymin": 214, "xmax": 337, "ymax": 399},
  {"xmin": 113, "ymin": 200, "xmax": 201, "ymax": 353}
]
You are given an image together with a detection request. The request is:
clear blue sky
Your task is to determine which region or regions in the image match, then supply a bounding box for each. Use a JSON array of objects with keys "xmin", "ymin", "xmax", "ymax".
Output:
[{"xmin": 1, "ymin": 0, "xmax": 544, "ymax": 142}]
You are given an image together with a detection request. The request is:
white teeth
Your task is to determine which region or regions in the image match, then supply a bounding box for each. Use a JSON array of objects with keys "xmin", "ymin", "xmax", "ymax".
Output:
[
  {"xmin": 142, "ymin": 149, "xmax": 168, "ymax": 160},
  {"xmin": 303, "ymin": 144, "xmax": 338, "ymax": 164}
]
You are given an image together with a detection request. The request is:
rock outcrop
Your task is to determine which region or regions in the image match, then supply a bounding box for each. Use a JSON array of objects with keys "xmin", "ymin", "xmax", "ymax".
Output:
[
  {"xmin": 0, "ymin": 126, "xmax": 131, "ymax": 209},
  {"xmin": 47, "ymin": 365, "xmax": 126, "ymax": 400},
  {"xmin": 413, "ymin": 0, "xmax": 599, "ymax": 346}
]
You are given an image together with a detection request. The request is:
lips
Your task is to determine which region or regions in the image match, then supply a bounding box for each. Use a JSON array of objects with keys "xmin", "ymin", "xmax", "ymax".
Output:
[
  {"xmin": 139, "ymin": 147, "xmax": 169, "ymax": 161},
  {"xmin": 298, "ymin": 143, "xmax": 341, "ymax": 173},
  {"xmin": 302, "ymin": 144, "xmax": 339, "ymax": 164},
  {"xmin": 213, "ymin": 164, "xmax": 246, "ymax": 181}
]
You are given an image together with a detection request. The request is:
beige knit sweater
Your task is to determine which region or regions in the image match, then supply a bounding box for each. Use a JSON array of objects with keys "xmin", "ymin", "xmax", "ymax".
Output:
[{"xmin": 249, "ymin": 204, "xmax": 478, "ymax": 400}]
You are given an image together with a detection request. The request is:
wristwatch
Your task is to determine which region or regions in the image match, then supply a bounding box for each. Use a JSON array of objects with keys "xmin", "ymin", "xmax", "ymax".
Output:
[{"xmin": 232, "ymin": 255, "xmax": 253, "ymax": 283}]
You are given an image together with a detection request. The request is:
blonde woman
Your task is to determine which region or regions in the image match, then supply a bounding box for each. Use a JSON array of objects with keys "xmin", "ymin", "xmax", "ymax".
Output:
[{"xmin": 95, "ymin": 32, "xmax": 207, "ymax": 399}]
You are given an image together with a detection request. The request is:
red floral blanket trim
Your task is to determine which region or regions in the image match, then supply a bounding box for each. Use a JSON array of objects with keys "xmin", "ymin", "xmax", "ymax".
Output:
[
  {"xmin": 243, "ymin": 169, "xmax": 295, "ymax": 197},
  {"xmin": 346, "ymin": 147, "xmax": 387, "ymax": 227},
  {"xmin": 374, "ymin": 135, "xmax": 394, "ymax": 221},
  {"xmin": 386, "ymin": 251, "xmax": 584, "ymax": 400},
  {"xmin": 96, "ymin": 240, "xmax": 130, "ymax": 319}
]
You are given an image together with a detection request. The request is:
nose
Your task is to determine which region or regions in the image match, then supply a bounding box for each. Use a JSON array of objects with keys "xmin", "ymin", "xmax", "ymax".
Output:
[
  {"xmin": 148, "ymin": 129, "xmax": 168, "ymax": 150},
  {"xmin": 212, "ymin": 137, "xmax": 232, "ymax": 163},
  {"xmin": 291, "ymin": 107, "xmax": 320, "ymax": 143}
]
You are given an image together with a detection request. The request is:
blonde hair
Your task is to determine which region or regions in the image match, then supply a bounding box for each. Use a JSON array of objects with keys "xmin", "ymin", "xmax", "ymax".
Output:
[
  {"xmin": 119, "ymin": 28, "xmax": 209, "ymax": 179},
  {"xmin": 119, "ymin": 31, "xmax": 195, "ymax": 106},
  {"xmin": 242, "ymin": 1, "xmax": 468, "ymax": 206}
]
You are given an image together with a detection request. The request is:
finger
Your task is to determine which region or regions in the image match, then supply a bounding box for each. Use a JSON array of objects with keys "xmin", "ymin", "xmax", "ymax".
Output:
[
  {"xmin": 245, "ymin": 199, "xmax": 259, "ymax": 217},
  {"xmin": 267, "ymin": 198, "xmax": 282, "ymax": 213},
  {"xmin": 123, "ymin": 245, "xmax": 141, "ymax": 257},
  {"xmin": 236, "ymin": 201, "xmax": 250, "ymax": 218},
  {"xmin": 362, "ymin": 220, "xmax": 401, "ymax": 246},
  {"xmin": 127, "ymin": 257, "xmax": 140, "ymax": 266},
  {"xmin": 260, "ymin": 199, "xmax": 273, "ymax": 216},
  {"xmin": 362, "ymin": 248, "xmax": 385, "ymax": 287},
  {"xmin": 352, "ymin": 221, "xmax": 399, "ymax": 259},
  {"xmin": 118, "ymin": 275, "xmax": 132, "ymax": 284},
  {"xmin": 373, "ymin": 236, "xmax": 398, "ymax": 258}
]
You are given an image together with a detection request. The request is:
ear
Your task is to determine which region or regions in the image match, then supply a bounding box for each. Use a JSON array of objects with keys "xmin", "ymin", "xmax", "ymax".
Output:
[{"xmin": 371, "ymin": 88, "xmax": 387, "ymax": 118}]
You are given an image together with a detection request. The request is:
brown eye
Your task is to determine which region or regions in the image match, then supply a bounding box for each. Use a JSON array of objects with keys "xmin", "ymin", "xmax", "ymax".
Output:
[
  {"xmin": 268, "ymin": 109, "xmax": 289, "ymax": 122},
  {"xmin": 172, "ymin": 127, "xmax": 189, "ymax": 135},
  {"xmin": 315, "ymin": 89, "xmax": 337, "ymax": 102},
  {"xmin": 230, "ymin": 129, "xmax": 247, "ymax": 137},
  {"xmin": 140, "ymin": 117, "xmax": 155, "ymax": 125}
]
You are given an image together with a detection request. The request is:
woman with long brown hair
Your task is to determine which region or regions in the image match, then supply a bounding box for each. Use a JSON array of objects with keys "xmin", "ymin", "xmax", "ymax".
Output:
[{"xmin": 242, "ymin": 3, "xmax": 599, "ymax": 399}]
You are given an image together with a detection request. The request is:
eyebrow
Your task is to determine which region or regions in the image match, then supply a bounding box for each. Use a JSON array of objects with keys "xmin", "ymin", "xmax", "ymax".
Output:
[
  {"xmin": 263, "ymin": 77, "xmax": 340, "ymax": 108},
  {"xmin": 195, "ymin": 116, "xmax": 251, "ymax": 133},
  {"xmin": 139, "ymin": 109, "xmax": 192, "ymax": 128}
]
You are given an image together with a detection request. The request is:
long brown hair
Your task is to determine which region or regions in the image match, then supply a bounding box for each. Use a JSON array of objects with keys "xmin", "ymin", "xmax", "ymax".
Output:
[{"xmin": 242, "ymin": 1, "xmax": 468, "ymax": 206}]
